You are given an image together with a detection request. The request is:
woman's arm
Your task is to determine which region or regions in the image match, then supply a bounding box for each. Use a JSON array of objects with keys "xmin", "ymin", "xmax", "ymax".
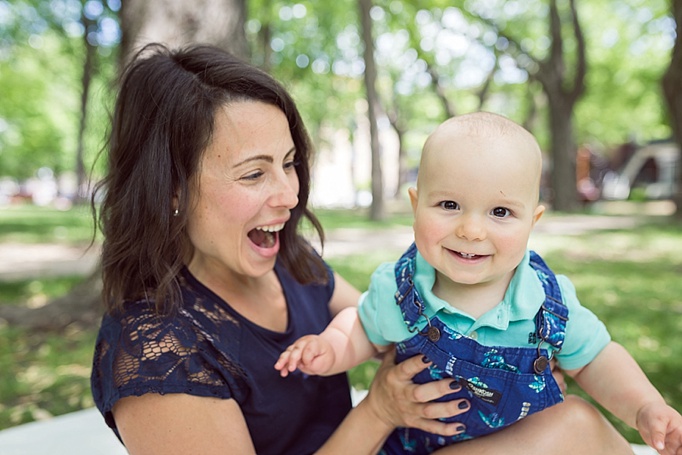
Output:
[
  {"xmin": 113, "ymin": 393, "xmax": 256, "ymax": 455},
  {"xmin": 328, "ymin": 271, "xmax": 362, "ymax": 315}
]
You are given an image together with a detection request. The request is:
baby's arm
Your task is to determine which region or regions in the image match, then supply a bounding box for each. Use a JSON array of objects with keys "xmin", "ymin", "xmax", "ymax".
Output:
[
  {"xmin": 275, "ymin": 307, "xmax": 382, "ymax": 377},
  {"xmin": 566, "ymin": 341, "xmax": 682, "ymax": 453}
]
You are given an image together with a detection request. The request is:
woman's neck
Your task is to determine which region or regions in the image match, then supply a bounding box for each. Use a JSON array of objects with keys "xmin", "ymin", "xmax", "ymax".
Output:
[{"xmin": 189, "ymin": 265, "xmax": 289, "ymax": 332}]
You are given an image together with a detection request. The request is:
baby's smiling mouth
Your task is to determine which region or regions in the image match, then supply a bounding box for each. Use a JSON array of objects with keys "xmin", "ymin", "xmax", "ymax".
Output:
[
  {"xmin": 248, "ymin": 223, "xmax": 285, "ymax": 248},
  {"xmin": 451, "ymin": 250, "xmax": 488, "ymax": 260}
]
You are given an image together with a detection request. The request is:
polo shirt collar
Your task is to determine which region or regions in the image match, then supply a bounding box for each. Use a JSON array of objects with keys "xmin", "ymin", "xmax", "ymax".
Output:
[{"xmin": 413, "ymin": 250, "xmax": 545, "ymax": 330}]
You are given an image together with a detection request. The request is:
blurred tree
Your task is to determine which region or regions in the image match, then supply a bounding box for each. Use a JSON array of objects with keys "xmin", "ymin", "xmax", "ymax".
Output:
[
  {"xmin": 1, "ymin": 0, "xmax": 678, "ymax": 329},
  {"xmin": 359, "ymin": 0, "xmax": 385, "ymax": 220},
  {"xmin": 662, "ymin": 0, "xmax": 682, "ymax": 219},
  {"xmin": 119, "ymin": 0, "xmax": 248, "ymax": 63},
  {"xmin": 0, "ymin": 0, "xmax": 118, "ymax": 185},
  {"xmin": 74, "ymin": 0, "xmax": 120, "ymax": 203}
]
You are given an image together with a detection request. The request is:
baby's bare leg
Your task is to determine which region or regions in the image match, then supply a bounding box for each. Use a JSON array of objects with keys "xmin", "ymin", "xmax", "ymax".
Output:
[{"xmin": 435, "ymin": 395, "xmax": 633, "ymax": 455}]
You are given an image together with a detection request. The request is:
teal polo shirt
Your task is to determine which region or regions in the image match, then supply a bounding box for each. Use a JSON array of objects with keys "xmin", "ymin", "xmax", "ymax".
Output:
[{"xmin": 358, "ymin": 250, "xmax": 610, "ymax": 371}]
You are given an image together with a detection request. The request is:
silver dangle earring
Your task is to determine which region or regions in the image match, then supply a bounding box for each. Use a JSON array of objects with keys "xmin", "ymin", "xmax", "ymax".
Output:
[{"xmin": 173, "ymin": 208, "xmax": 179, "ymax": 217}]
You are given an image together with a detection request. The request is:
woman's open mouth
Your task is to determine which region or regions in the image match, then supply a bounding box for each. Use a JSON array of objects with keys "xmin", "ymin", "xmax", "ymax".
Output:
[{"xmin": 247, "ymin": 223, "xmax": 285, "ymax": 249}]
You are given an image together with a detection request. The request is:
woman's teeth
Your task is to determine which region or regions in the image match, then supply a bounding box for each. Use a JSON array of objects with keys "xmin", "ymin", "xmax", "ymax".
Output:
[
  {"xmin": 248, "ymin": 223, "xmax": 285, "ymax": 248},
  {"xmin": 256, "ymin": 223, "xmax": 285, "ymax": 233}
]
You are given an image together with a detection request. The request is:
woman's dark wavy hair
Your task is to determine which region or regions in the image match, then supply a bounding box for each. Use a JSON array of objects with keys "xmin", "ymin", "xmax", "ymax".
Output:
[{"xmin": 93, "ymin": 43, "xmax": 326, "ymax": 315}]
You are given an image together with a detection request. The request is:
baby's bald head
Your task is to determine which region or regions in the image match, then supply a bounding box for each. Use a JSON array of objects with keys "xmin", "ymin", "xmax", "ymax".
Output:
[{"xmin": 418, "ymin": 112, "xmax": 543, "ymax": 202}]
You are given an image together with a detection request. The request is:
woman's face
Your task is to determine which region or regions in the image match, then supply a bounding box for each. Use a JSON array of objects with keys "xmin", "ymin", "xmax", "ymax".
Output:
[{"xmin": 186, "ymin": 101, "xmax": 299, "ymax": 285}]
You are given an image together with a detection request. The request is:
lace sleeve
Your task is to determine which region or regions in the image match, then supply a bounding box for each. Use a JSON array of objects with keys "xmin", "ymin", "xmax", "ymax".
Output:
[{"xmin": 91, "ymin": 304, "xmax": 246, "ymax": 431}]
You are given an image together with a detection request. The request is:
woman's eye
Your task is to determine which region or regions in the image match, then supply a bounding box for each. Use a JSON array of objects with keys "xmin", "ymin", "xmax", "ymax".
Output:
[
  {"xmin": 242, "ymin": 171, "xmax": 264, "ymax": 181},
  {"xmin": 492, "ymin": 207, "xmax": 511, "ymax": 218},
  {"xmin": 440, "ymin": 200, "xmax": 459, "ymax": 210},
  {"xmin": 284, "ymin": 160, "xmax": 299, "ymax": 171}
]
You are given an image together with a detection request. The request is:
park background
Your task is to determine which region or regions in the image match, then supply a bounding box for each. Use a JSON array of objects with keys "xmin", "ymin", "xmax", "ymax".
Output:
[{"xmin": 1, "ymin": 0, "xmax": 681, "ymax": 449}]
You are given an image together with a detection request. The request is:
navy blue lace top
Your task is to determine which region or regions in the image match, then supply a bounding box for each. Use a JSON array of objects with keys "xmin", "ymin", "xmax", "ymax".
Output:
[{"xmin": 91, "ymin": 261, "xmax": 352, "ymax": 455}]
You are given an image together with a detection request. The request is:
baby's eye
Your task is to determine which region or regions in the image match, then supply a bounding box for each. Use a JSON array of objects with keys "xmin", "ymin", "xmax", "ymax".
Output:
[
  {"xmin": 440, "ymin": 200, "xmax": 459, "ymax": 211},
  {"xmin": 491, "ymin": 207, "xmax": 511, "ymax": 218}
]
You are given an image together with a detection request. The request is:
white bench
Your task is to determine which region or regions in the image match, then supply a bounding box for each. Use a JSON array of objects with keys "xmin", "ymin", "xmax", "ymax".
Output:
[{"xmin": 0, "ymin": 404, "xmax": 658, "ymax": 454}]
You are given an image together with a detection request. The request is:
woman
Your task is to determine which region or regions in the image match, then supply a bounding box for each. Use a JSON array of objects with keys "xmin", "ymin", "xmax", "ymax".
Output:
[{"xmin": 90, "ymin": 43, "xmax": 632, "ymax": 454}]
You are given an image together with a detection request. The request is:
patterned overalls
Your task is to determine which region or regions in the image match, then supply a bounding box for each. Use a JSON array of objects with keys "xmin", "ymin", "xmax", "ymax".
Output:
[{"xmin": 380, "ymin": 244, "xmax": 568, "ymax": 454}]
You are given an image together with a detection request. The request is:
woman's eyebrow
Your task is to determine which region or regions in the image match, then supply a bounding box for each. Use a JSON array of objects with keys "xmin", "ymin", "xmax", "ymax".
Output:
[
  {"xmin": 232, "ymin": 155, "xmax": 273, "ymax": 168},
  {"xmin": 232, "ymin": 147, "xmax": 296, "ymax": 168}
]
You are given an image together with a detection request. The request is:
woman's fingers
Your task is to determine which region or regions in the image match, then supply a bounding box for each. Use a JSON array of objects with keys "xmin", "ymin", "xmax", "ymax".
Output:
[{"xmin": 369, "ymin": 349, "xmax": 470, "ymax": 435}]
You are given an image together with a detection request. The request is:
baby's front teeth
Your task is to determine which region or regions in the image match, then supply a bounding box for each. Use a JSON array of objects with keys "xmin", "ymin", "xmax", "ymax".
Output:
[{"xmin": 459, "ymin": 252, "xmax": 476, "ymax": 259}]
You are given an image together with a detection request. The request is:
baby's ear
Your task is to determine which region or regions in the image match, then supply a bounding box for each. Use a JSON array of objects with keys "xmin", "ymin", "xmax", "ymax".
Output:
[
  {"xmin": 408, "ymin": 187, "xmax": 418, "ymax": 213},
  {"xmin": 533, "ymin": 204, "xmax": 545, "ymax": 225}
]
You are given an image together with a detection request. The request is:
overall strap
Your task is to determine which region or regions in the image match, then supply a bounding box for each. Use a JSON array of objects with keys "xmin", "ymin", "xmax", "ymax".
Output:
[
  {"xmin": 529, "ymin": 251, "xmax": 569, "ymax": 352},
  {"xmin": 394, "ymin": 243, "xmax": 426, "ymax": 330}
]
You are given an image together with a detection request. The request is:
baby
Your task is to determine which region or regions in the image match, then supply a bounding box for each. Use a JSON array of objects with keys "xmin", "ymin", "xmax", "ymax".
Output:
[{"xmin": 276, "ymin": 112, "xmax": 682, "ymax": 454}]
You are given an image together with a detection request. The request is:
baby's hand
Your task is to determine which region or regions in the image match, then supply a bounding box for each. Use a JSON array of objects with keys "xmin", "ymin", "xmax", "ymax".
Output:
[
  {"xmin": 636, "ymin": 402, "xmax": 682, "ymax": 455},
  {"xmin": 274, "ymin": 335, "xmax": 336, "ymax": 377}
]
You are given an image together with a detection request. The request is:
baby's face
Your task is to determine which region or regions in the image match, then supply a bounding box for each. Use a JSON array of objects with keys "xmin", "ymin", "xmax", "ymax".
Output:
[{"xmin": 409, "ymin": 122, "xmax": 544, "ymax": 293}]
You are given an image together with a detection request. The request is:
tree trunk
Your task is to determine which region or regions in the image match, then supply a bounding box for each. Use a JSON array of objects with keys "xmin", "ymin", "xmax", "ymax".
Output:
[
  {"xmin": 387, "ymin": 107, "xmax": 408, "ymax": 198},
  {"xmin": 547, "ymin": 99, "xmax": 577, "ymax": 210},
  {"xmin": 2, "ymin": 0, "xmax": 249, "ymax": 332},
  {"xmin": 534, "ymin": 0, "xmax": 585, "ymax": 212},
  {"xmin": 358, "ymin": 0, "xmax": 385, "ymax": 220},
  {"xmin": 119, "ymin": 0, "xmax": 249, "ymax": 66},
  {"xmin": 74, "ymin": 10, "xmax": 97, "ymax": 205},
  {"xmin": 661, "ymin": 0, "xmax": 682, "ymax": 220},
  {"xmin": 426, "ymin": 63, "xmax": 456, "ymax": 119}
]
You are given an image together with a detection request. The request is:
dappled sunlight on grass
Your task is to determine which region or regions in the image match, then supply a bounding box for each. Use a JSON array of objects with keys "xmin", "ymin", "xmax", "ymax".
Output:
[{"xmin": 0, "ymin": 324, "xmax": 97, "ymax": 429}]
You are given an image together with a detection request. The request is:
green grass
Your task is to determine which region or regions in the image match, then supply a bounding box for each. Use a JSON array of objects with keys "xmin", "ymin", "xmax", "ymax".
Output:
[
  {"xmin": 0, "ymin": 204, "xmax": 96, "ymax": 244},
  {"xmin": 0, "ymin": 325, "xmax": 96, "ymax": 428},
  {"xmin": 0, "ymin": 205, "xmax": 681, "ymax": 444},
  {"xmin": 313, "ymin": 207, "xmax": 413, "ymax": 230},
  {"xmin": 0, "ymin": 277, "xmax": 85, "ymax": 307}
]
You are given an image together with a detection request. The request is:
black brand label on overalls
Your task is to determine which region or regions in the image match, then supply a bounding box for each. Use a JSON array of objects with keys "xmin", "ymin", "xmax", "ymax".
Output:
[{"xmin": 463, "ymin": 380, "xmax": 502, "ymax": 406}]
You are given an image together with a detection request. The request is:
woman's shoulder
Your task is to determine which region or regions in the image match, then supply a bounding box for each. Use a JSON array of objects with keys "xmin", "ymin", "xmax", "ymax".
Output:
[
  {"xmin": 92, "ymin": 298, "xmax": 244, "ymax": 416},
  {"xmin": 98, "ymin": 299, "xmax": 190, "ymax": 345}
]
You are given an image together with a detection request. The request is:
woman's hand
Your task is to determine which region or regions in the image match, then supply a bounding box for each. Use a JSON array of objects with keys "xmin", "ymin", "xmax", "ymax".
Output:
[{"xmin": 363, "ymin": 348, "xmax": 469, "ymax": 437}]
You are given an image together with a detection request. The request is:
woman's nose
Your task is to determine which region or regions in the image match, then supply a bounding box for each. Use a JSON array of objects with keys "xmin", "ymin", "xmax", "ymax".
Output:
[{"xmin": 270, "ymin": 172, "xmax": 299, "ymax": 209}]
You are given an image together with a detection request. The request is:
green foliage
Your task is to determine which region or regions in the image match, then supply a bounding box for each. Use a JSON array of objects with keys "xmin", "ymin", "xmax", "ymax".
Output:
[
  {"xmin": 576, "ymin": 0, "xmax": 673, "ymax": 148},
  {"xmin": 0, "ymin": 34, "xmax": 77, "ymax": 178},
  {"xmin": 0, "ymin": 0, "xmax": 118, "ymax": 182},
  {"xmin": 0, "ymin": 0, "xmax": 677, "ymax": 205}
]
